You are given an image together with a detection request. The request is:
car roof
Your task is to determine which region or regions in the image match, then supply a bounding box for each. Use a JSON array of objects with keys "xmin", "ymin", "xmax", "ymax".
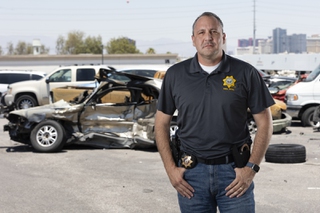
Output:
[{"xmin": 0, "ymin": 70, "xmax": 46, "ymax": 75}]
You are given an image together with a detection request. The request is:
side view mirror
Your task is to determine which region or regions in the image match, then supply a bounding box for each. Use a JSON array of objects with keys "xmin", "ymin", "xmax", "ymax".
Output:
[{"xmin": 268, "ymin": 87, "xmax": 279, "ymax": 94}]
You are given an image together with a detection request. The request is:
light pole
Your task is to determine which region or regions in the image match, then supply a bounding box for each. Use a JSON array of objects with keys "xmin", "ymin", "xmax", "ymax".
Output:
[{"xmin": 101, "ymin": 45, "xmax": 104, "ymax": 64}]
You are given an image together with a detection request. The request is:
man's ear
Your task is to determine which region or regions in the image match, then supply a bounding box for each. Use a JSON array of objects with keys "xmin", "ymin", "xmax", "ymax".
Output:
[
  {"xmin": 222, "ymin": 33, "xmax": 226, "ymax": 44},
  {"xmin": 191, "ymin": 35, "xmax": 195, "ymax": 47}
]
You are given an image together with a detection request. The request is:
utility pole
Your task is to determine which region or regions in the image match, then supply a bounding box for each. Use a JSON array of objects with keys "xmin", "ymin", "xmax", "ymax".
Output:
[{"xmin": 253, "ymin": 0, "xmax": 256, "ymax": 54}]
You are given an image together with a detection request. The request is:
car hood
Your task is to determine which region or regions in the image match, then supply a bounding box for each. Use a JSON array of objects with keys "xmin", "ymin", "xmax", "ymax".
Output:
[
  {"xmin": 8, "ymin": 99, "xmax": 83, "ymax": 122},
  {"xmin": 286, "ymin": 81, "xmax": 312, "ymax": 94}
]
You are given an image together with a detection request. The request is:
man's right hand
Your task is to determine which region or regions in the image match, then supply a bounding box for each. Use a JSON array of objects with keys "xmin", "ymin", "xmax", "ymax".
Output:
[{"xmin": 168, "ymin": 167, "xmax": 194, "ymax": 199}]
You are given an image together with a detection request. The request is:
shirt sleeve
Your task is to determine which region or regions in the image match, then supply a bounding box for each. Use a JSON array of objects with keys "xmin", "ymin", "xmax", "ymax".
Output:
[
  {"xmin": 247, "ymin": 68, "xmax": 275, "ymax": 114},
  {"xmin": 157, "ymin": 67, "xmax": 176, "ymax": 115}
]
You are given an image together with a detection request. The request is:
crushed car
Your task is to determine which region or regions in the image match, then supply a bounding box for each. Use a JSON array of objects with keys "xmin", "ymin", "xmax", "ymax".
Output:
[{"xmin": 3, "ymin": 68, "xmax": 177, "ymax": 152}]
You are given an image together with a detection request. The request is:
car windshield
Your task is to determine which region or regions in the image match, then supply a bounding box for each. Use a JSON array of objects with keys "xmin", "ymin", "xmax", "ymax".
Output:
[
  {"xmin": 304, "ymin": 65, "xmax": 320, "ymax": 82},
  {"xmin": 269, "ymin": 80, "xmax": 295, "ymax": 90}
]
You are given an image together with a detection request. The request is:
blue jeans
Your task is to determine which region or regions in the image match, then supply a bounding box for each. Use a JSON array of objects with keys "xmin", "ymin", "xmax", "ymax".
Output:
[{"xmin": 178, "ymin": 162, "xmax": 255, "ymax": 213}]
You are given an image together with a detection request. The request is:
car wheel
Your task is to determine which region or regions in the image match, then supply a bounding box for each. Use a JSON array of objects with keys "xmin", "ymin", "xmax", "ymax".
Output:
[
  {"xmin": 265, "ymin": 144, "xmax": 306, "ymax": 163},
  {"xmin": 301, "ymin": 107, "xmax": 318, "ymax": 127},
  {"xmin": 16, "ymin": 95, "xmax": 38, "ymax": 109},
  {"xmin": 30, "ymin": 120, "xmax": 66, "ymax": 152}
]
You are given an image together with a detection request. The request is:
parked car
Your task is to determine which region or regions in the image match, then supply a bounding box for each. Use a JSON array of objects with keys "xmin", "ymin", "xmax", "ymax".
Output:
[
  {"xmin": 4, "ymin": 68, "xmax": 175, "ymax": 152},
  {"xmin": 267, "ymin": 76, "xmax": 299, "ymax": 101},
  {"xmin": 247, "ymin": 99, "xmax": 292, "ymax": 134},
  {"xmin": 0, "ymin": 70, "xmax": 46, "ymax": 98},
  {"xmin": 2, "ymin": 65, "xmax": 110, "ymax": 111},
  {"xmin": 286, "ymin": 64, "xmax": 320, "ymax": 127}
]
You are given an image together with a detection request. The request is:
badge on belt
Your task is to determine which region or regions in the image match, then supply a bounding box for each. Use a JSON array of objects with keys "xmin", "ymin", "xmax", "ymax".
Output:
[{"xmin": 180, "ymin": 153, "xmax": 197, "ymax": 169}]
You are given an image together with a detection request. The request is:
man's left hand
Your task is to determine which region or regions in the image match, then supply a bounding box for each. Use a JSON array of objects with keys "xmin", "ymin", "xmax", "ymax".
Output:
[{"xmin": 225, "ymin": 167, "xmax": 256, "ymax": 198}]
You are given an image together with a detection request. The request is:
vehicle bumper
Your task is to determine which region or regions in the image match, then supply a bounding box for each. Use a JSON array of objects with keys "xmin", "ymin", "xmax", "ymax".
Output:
[
  {"xmin": 0, "ymin": 94, "xmax": 15, "ymax": 115},
  {"xmin": 4, "ymin": 94, "xmax": 14, "ymax": 106},
  {"xmin": 286, "ymin": 105, "xmax": 301, "ymax": 118},
  {"xmin": 273, "ymin": 112, "xmax": 292, "ymax": 133}
]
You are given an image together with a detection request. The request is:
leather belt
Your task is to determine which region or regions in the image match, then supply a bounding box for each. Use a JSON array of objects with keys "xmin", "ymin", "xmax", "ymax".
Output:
[{"xmin": 196, "ymin": 154, "xmax": 234, "ymax": 165}]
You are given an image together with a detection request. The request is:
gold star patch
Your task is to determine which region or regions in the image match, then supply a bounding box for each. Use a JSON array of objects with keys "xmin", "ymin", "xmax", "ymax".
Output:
[
  {"xmin": 222, "ymin": 76, "xmax": 236, "ymax": 90},
  {"xmin": 181, "ymin": 155, "xmax": 193, "ymax": 168}
]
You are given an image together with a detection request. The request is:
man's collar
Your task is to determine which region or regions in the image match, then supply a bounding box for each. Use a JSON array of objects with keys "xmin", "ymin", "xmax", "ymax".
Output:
[{"xmin": 190, "ymin": 51, "xmax": 230, "ymax": 74}]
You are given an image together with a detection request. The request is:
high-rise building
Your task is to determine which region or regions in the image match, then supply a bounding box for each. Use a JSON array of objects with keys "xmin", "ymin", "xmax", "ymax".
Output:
[
  {"xmin": 288, "ymin": 34, "xmax": 307, "ymax": 53},
  {"xmin": 273, "ymin": 28, "xmax": 288, "ymax": 53}
]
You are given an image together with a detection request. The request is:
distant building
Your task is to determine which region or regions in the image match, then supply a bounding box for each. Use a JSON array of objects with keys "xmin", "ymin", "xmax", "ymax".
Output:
[
  {"xmin": 237, "ymin": 38, "xmax": 264, "ymax": 48},
  {"xmin": 307, "ymin": 34, "xmax": 320, "ymax": 53},
  {"xmin": 273, "ymin": 28, "xmax": 288, "ymax": 54},
  {"xmin": 236, "ymin": 37, "xmax": 272, "ymax": 55},
  {"xmin": 235, "ymin": 29, "xmax": 317, "ymax": 55},
  {"xmin": 235, "ymin": 46, "xmax": 260, "ymax": 55},
  {"xmin": 288, "ymin": 34, "xmax": 307, "ymax": 53},
  {"xmin": 258, "ymin": 38, "xmax": 273, "ymax": 54},
  {"xmin": 238, "ymin": 39, "xmax": 252, "ymax": 47},
  {"xmin": 32, "ymin": 39, "xmax": 42, "ymax": 55}
]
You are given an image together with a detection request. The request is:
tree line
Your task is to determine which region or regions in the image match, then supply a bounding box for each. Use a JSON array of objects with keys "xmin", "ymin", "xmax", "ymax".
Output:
[{"xmin": 0, "ymin": 31, "xmax": 159, "ymax": 55}]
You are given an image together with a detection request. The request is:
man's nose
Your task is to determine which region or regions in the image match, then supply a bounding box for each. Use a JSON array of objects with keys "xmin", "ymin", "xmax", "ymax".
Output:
[{"xmin": 204, "ymin": 32, "xmax": 213, "ymax": 40}]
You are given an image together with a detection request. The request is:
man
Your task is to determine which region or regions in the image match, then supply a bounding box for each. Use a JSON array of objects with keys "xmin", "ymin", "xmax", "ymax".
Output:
[{"xmin": 155, "ymin": 12, "xmax": 274, "ymax": 213}]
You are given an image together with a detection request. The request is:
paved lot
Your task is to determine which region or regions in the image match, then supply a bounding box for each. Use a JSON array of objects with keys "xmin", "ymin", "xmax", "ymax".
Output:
[{"xmin": 0, "ymin": 117, "xmax": 319, "ymax": 213}]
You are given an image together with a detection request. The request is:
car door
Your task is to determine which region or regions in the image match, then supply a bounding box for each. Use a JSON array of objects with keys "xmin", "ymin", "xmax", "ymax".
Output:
[{"xmin": 79, "ymin": 88, "xmax": 136, "ymax": 142}]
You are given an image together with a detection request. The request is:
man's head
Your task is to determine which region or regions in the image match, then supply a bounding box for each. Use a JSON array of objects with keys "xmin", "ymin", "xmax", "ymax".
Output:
[
  {"xmin": 192, "ymin": 12, "xmax": 224, "ymax": 35},
  {"xmin": 191, "ymin": 12, "xmax": 226, "ymax": 65}
]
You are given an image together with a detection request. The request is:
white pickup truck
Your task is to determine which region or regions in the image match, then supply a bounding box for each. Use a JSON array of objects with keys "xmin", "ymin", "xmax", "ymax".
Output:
[
  {"xmin": 285, "ymin": 64, "xmax": 320, "ymax": 127},
  {"xmin": 4, "ymin": 65, "xmax": 110, "ymax": 109}
]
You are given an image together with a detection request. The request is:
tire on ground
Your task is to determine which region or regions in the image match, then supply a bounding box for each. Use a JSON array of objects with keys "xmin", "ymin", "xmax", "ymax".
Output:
[
  {"xmin": 16, "ymin": 94, "xmax": 38, "ymax": 109},
  {"xmin": 301, "ymin": 107, "xmax": 316, "ymax": 127},
  {"xmin": 30, "ymin": 120, "xmax": 67, "ymax": 153},
  {"xmin": 265, "ymin": 144, "xmax": 306, "ymax": 163}
]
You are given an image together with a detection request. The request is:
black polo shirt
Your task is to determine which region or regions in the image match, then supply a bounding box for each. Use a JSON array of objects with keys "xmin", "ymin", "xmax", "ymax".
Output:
[{"xmin": 157, "ymin": 52, "xmax": 275, "ymax": 159}]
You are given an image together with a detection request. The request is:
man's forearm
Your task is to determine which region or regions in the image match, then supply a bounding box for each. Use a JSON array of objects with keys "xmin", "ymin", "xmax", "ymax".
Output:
[
  {"xmin": 155, "ymin": 111, "xmax": 176, "ymax": 173},
  {"xmin": 250, "ymin": 108, "xmax": 273, "ymax": 165}
]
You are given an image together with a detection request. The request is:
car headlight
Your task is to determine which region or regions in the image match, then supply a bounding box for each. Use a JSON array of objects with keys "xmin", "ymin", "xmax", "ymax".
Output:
[{"xmin": 286, "ymin": 94, "xmax": 298, "ymax": 101}]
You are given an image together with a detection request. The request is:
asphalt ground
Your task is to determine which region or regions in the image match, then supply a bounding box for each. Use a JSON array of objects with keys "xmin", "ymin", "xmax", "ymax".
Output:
[{"xmin": 0, "ymin": 117, "xmax": 319, "ymax": 213}]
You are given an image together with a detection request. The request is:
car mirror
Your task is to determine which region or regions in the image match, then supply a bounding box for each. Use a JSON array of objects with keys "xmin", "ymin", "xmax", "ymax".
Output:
[{"xmin": 268, "ymin": 87, "xmax": 279, "ymax": 94}]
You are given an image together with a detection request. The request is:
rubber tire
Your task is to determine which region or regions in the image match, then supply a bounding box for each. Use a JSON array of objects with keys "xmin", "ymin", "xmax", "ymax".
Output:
[
  {"xmin": 16, "ymin": 95, "xmax": 38, "ymax": 109},
  {"xmin": 301, "ymin": 107, "xmax": 317, "ymax": 127},
  {"xmin": 30, "ymin": 120, "xmax": 66, "ymax": 153},
  {"xmin": 265, "ymin": 144, "xmax": 306, "ymax": 163}
]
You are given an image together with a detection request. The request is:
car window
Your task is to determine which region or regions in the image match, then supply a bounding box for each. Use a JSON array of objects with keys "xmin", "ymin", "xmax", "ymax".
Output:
[
  {"xmin": 31, "ymin": 74, "xmax": 45, "ymax": 80},
  {"xmin": 99, "ymin": 89, "xmax": 132, "ymax": 104},
  {"xmin": 108, "ymin": 73, "xmax": 131, "ymax": 82},
  {"xmin": 0, "ymin": 74, "xmax": 9, "ymax": 84},
  {"xmin": 49, "ymin": 69, "xmax": 71, "ymax": 82},
  {"xmin": 305, "ymin": 65, "xmax": 320, "ymax": 82},
  {"xmin": 76, "ymin": 68, "xmax": 96, "ymax": 81},
  {"xmin": 0, "ymin": 73, "xmax": 30, "ymax": 84}
]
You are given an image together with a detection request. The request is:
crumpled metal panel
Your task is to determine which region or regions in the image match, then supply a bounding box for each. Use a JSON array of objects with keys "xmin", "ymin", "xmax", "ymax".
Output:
[
  {"xmin": 75, "ymin": 101, "xmax": 158, "ymax": 148},
  {"xmin": 9, "ymin": 100, "xmax": 82, "ymax": 123}
]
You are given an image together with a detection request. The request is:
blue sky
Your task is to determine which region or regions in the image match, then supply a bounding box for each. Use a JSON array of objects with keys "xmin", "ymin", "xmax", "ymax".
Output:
[{"xmin": 0, "ymin": 0, "xmax": 319, "ymax": 56}]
